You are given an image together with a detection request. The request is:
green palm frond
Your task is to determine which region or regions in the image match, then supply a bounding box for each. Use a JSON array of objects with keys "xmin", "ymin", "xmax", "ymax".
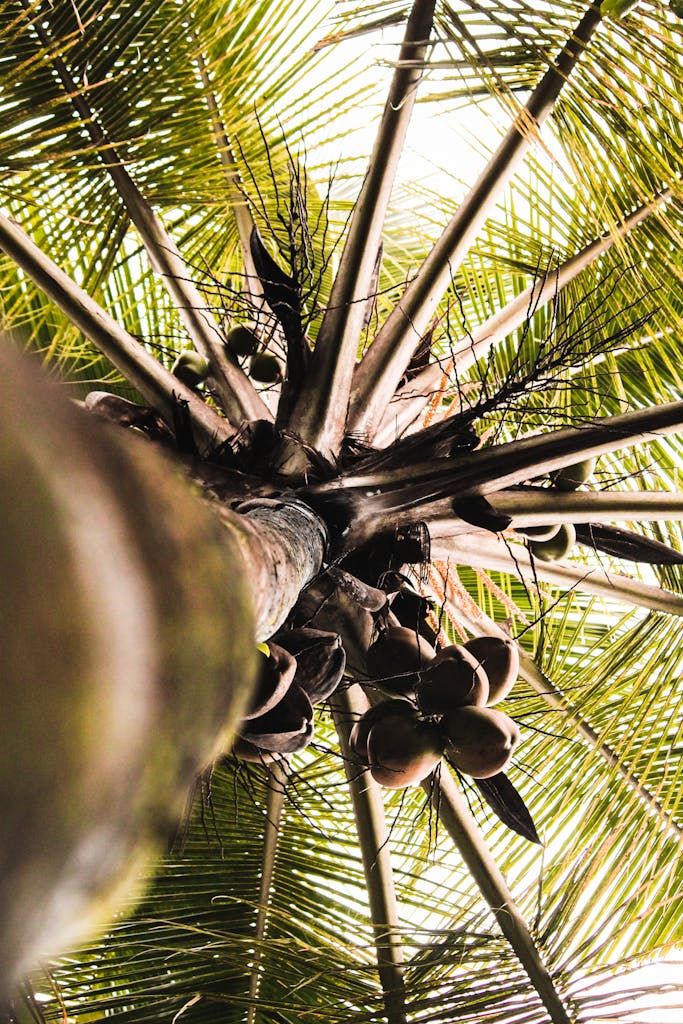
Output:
[{"xmin": 0, "ymin": 0, "xmax": 360, "ymax": 381}]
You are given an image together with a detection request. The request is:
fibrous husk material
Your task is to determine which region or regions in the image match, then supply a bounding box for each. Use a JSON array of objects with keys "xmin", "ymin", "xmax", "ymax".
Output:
[
  {"xmin": 230, "ymin": 739, "xmax": 285, "ymax": 765},
  {"xmin": 275, "ymin": 627, "xmax": 346, "ymax": 704},
  {"xmin": 242, "ymin": 642, "xmax": 297, "ymax": 721},
  {"xmin": 241, "ymin": 681, "xmax": 314, "ymax": 753}
]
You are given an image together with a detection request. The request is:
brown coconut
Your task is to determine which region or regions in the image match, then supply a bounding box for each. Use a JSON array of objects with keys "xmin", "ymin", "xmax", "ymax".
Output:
[
  {"xmin": 463, "ymin": 636, "xmax": 520, "ymax": 705},
  {"xmin": 443, "ymin": 705, "xmax": 520, "ymax": 779},
  {"xmin": 416, "ymin": 645, "xmax": 489, "ymax": 714},
  {"xmin": 366, "ymin": 626, "xmax": 436, "ymax": 696},
  {"xmin": 349, "ymin": 699, "xmax": 417, "ymax": 764},
  {"xmin": 368, "ymin": 715, "xmax": 444, "ymax": 789}
]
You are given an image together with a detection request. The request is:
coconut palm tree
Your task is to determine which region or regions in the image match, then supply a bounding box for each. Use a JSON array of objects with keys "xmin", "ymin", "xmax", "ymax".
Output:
[{"xmin": 1, "ymin": 0, "xmax": 683, "ymax": 1021}]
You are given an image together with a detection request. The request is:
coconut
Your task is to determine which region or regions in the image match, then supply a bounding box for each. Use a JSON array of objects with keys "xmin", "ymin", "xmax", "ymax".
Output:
[
  {"xmin": 416, "ymin": 645, "xmax": 489, "ymax": 714},
  {"xmin": 249, "ymin": 352, "xmax": 282, "ymax": 383},
  {"xmin": 443, "ymin": 705, "xmax": 520, "ymax": 779},
  {"xmin": 171, "ymin": 350, "xmax": 210, "ymax": 387},
  {"xmin": 551, "ymin": 457, "xmax": 596, "ymax": 491},
  {"xmin": 368, "ymin": 716, "xmax": 444, "ymax": 788},
  {"xmin": 231, "ymin": 738, "xmax": 285, "ymax": 764},
  {"xmin": 275, "ymin": 627, "xmax": 346, "ymax": 704},
  {"xmin": 529, "ymin": 522, "xmax": 576, "ymax": 562},
  {"xmin": 366, "ymin": 626, "xmax": 436, "ymax": 696},
  {"xmin": 515, "ymin": 523, "xmax": 561, "ymax": 541},
  {"xmin": 226, "ymin": 324, "xmax": 260, "ymax": 357},
  {"xmin": 349, "ymin": 699, "xmax": 417, "ymax": 764},
  {"xmin": 463, "ymin": 636, "xmax": 519, "ymax": 705}
]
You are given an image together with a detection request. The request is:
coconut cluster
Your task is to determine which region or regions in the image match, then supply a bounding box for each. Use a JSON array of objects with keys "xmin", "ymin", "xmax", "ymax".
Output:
[
  {"xmin": 232, "ymin": 628, "xmax": 346, "ymax": 762},
  {"xmin": 351, "ymin": 627, "xmax": 521, "ymax": 788},
  {"xmin": 226, "ymin": 324, "xmax": 283, "ymax": 383},
  {"xmin": 170, "ymin": 325, "xmax": 284, "ymax": 395},
  {"xmin": 516, "ymin": 457, "xmax": 597, "ymax": 562}
]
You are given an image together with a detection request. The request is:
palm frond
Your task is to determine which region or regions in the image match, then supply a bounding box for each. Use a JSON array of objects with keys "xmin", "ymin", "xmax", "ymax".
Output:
[
  {"xmin": 287, "ymin": 0, "xmax": 436, "ymax": 460},
  {"xmin": 332, "ymin": 686, "xmax": 408, "ymax": 1024},
  {"xmin": 0, "ymin": 210, "xmax": 234, "ymax": 448}
]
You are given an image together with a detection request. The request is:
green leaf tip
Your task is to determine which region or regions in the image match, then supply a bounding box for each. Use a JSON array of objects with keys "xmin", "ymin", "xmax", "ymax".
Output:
[{"xmin": 601, "ymin": 0, "xmax": 640, "ymax": 18}]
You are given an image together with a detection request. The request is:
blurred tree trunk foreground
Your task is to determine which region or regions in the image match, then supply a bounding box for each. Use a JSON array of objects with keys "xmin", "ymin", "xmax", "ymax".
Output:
[{"xmin": 0, "ymin": 340, "xmax": 326, "ymax": 992}]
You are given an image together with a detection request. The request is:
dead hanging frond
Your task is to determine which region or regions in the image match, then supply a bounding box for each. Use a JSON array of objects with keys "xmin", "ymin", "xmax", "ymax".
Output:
[
  {"xmin": 340, "ymin": 263, "xmax": 658, "ymax": 487},
  {"xmin": 185, "ymin": 122, "xmax": 339, "ymax": 431},
  {"xmin": 249, "ymin": 223, "xmax": 307, "ymax": 412},
  {"xmin": 346, "ymin": 415, "xmax": 480, "ymax": 474},
  {"xmin": 236, "ymin": 122, "xmax": 339, "ymax": 331},
  {"xmin": 429, "ymin": 258, "xmax": 657, "ymax": 433},
  {"xmin": 482, "ymin": 270, "xmax": 656, "ymax": 425}
]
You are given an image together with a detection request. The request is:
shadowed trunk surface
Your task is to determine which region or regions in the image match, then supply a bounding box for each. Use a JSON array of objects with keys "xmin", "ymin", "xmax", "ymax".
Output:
[{"xmin": 0, "ymin": 342, "xmax": 326, "ymax": 990}]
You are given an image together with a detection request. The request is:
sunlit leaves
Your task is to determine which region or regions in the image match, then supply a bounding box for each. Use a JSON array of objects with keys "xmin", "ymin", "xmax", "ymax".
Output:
[{"xmin": 4, "ymin": 0, "xmax": 683, "ymax": 1021}]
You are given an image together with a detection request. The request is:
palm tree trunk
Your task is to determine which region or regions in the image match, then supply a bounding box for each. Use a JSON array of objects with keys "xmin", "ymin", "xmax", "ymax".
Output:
[{"xmin": 0, "ymin": 341, "xmax": 325, "ymax": 994}]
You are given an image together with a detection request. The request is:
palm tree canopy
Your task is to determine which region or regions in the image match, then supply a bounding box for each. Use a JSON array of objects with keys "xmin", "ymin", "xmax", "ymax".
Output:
[{"xmin": 1, "ymin": 0, "xmax": 683, "ymax": 1022}]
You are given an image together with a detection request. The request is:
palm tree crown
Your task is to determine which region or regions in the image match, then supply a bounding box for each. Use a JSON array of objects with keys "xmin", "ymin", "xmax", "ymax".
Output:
[{"xmin": 1, "ymin": 0, "xmax": 682, "ymax": 1022}]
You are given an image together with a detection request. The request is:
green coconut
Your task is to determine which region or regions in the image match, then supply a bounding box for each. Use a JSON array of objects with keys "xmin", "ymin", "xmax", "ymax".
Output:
[
  {"xmin": 171, "ymin": 350, "xmax": 210, "ymax": 387},
  {"xmin": 529, "ymin": 522, "xmax": 576, "ymax": 562},
  {"xmin": 551, "ymin": 457, "xmax": 596, "ymax": 491},
  {"xmin": 249, "ymin": 352, "xmax": 282, "ymax": 383},
  {"xmin": 226, "ymin": 324, "xmax": 260, "ymax": 357},
  {"xmin": 515, "ymin": 523, "xmax": 561, "ymax": 541}
]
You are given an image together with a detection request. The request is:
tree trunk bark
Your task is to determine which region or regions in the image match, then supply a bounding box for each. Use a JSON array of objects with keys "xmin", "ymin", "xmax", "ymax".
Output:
[{"xmin": 0, "ymin": 341, "xmax": 325, "ymax": 992}]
